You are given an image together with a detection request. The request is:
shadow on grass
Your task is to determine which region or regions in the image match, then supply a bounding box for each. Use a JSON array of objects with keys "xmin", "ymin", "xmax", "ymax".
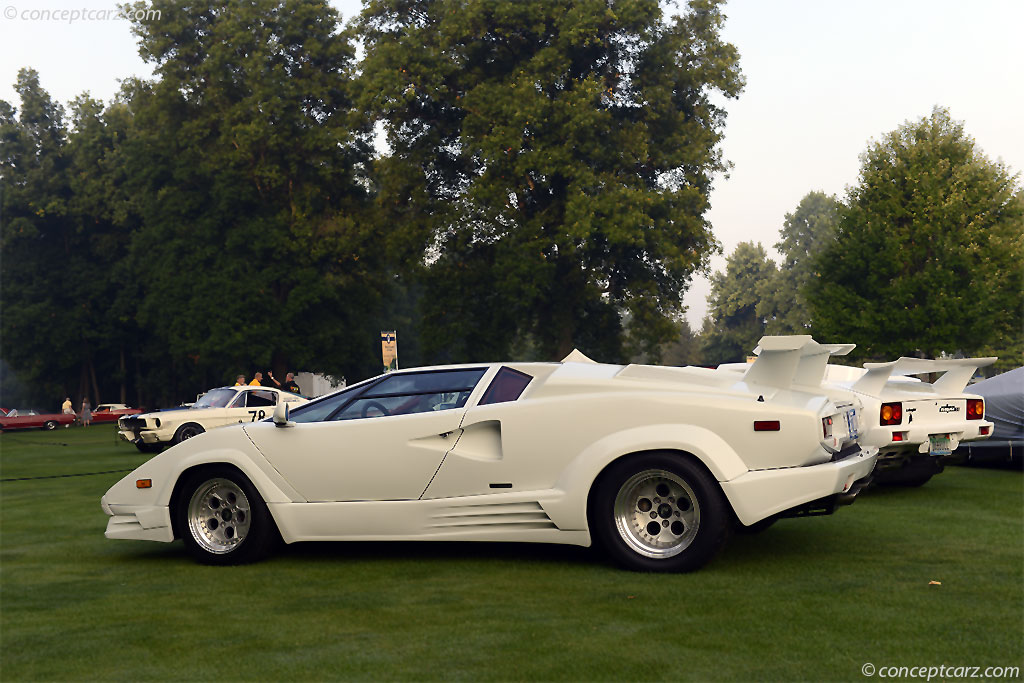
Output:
[{"xmin": 108, "ymin": 523, "xmax": 854, "ymax": 574}]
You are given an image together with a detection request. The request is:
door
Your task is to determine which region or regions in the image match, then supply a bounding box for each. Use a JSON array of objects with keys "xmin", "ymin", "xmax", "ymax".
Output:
[{"xmin": 245, "ymin": 368, "xmax": 487, "ymax": 501}]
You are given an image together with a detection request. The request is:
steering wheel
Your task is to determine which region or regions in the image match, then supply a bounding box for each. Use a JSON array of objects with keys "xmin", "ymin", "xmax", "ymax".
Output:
[{"xmin": 361, "ymin": 400, "xmax": 392, "ymax": 418}]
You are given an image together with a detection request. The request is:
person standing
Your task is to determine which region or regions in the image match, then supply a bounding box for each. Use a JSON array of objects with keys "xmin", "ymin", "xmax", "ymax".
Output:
[
  {"xmin": 234, "ymin": 375, "xmax": 246, "ymax": 386},
  {"xmin": 249, "ymin": 372, "xmax": 263, "ymax": 386},
  {"xmin": 264, "ymin": 372, "xmax": 282, "ymax": 389},
  {"xmin": 282, "ymin": 372, "xmax": 302, "ymax": 395},
  {"xmin": 62, "ymin": 397, "xmax": 73, "ymax": 428},
  {"xmin": 80, "ymin": 397, "xmax": 93, "ymax": 426}
]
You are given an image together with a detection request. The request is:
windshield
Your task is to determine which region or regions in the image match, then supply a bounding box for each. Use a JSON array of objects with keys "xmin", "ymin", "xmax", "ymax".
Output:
[{"xmin": 192, "ymin": 388, "xmax": 237, "ymax": 409}]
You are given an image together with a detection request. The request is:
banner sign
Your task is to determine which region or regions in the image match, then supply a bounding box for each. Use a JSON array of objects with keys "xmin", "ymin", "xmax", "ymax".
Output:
[{"xmin": 381, "ymin": 330, "xmax": 398, "ymax": 373}]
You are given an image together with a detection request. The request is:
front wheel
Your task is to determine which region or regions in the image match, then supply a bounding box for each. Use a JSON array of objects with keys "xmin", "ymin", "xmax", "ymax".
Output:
[
  {"xmin": 177, "ymin": 468, "xmax": 277, "ymax": 565},
  {"xmin": 43, "ymin": 421, "xmax": 58, "ymax": 430},
  {"xmin": 173, "ymin": 423, "xmax": 205, "ymax": 444},
  {"xmin": 590, "ymin": 452, "xmax": 730, "ymax": 572}
]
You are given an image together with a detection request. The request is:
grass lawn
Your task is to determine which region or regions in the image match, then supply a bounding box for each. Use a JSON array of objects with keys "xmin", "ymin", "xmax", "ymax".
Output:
[{"xmin": 1, "ymin": 427, "xmax": 1021, "ymax": 681}]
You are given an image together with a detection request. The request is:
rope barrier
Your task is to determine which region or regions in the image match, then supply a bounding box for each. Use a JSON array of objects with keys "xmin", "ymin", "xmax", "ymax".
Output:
[{"xmin": 1, "ymin": 469, "xmax": 134, "ymax": 482}]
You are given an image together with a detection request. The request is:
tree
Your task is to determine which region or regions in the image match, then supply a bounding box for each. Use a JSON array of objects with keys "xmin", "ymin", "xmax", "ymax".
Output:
[
  {"xmin": 700, "ymin": 242, "xmax": 779, "ymax": 365},
  {"xmin": 1, "ymin": 71, "xmax": 151, "ymax": 407},
  {"xmin": 0, "ymin": 69, "xmax": 83, "ymax": 406},
  {"xmin": 121, "ymin": 0, "xmax": 387, "ymax": 398},
  {"xmin": 809, "ymin": 108, "xmax": 1023, "ymax": 364},
  {"xmin": 359, "ymin": 0, "xmax": 743, "ymax": 362},
  {"xmin": 769, "ymin": 191, "xmax": 841, "ymax": 334}
]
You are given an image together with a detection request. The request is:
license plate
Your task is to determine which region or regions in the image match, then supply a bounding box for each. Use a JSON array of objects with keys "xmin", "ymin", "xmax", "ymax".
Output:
[
  {"xmin": 845, "ymin": 409, "xmax": 859, "ymax": 440},
  {"xmin": 929, "ymin": 433, "xmax": 952, "ymax": 456}
]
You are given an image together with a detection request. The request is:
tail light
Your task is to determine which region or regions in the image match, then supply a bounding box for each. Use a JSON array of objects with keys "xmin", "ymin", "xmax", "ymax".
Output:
[
  {"xmin": 754, "ymin": 420, "xmax": 780, "ymax": 432},
  {"xmin": 880, "ymin": 402, "xmax": 902, "ymax": 426},
  {"xmin": 892, "ymin": 432, "xmax": 905, "ymax": 442},
  {"xmin": 979, "ymin": 426, "xmax": 990, "ymax": 435},
  {"xmin": 966, "ymin": 399, "xmax": 984, "ymax": 420}
]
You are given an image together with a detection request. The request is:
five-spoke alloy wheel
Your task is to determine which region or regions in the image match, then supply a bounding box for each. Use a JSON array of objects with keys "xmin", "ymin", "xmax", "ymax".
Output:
[{"xmin": 591, "ymin": 452, "xmax": 729, "ymax": 572}]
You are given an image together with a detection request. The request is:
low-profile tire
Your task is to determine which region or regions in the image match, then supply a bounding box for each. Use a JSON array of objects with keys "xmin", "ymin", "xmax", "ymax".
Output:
[
  {"xmin": 135, "ymin": 442, "xmax": 164, "ymax": 454},
  {"xmin": 173, "ymin": 422, "xmax": 205, "ymax": 444},
  {"xmin": 43, "ymin": 420, "xmax": 58, "ymax": 431},
  {"xmin": 590, "ymin": 452, "xmax": 731, "ymax": 573},
  {"xmin": 177, "ymin": 467, "xmax": 277, "ymax": 565}
]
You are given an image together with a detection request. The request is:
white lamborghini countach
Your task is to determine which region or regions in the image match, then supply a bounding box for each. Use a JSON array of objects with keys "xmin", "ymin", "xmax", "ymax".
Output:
[{"xmin": 102, "ymin": 337, "xmax": 878, "ymax": 572}]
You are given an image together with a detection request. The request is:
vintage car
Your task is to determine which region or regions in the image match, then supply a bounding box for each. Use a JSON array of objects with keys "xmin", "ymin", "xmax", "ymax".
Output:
[
  {"xmin": 0, "ymin": 408, "xmax": 76, "ymax": 431},
  {"xmin": 723, "ymin": 350, "xmax": 995, "ymax": 486},
  {"xmin": 117, "ymin": 386, "xmax": 307, "ymax": 453},
  {"xmin": 92, "ymin": 404, "xmax": 143, "ymax": 424},
  {"xmin": 102, "ymin": 337, "xmax": 877, "ymax": 572}
]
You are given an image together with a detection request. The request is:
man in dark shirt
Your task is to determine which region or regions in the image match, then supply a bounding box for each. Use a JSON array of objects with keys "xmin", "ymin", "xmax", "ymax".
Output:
[{"xmin": 282, "ymin": 372, "xmax": 302, "ymax": 395}]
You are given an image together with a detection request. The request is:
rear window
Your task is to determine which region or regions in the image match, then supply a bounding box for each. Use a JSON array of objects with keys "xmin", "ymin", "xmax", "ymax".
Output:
[{"xmin": 479, "ymin": 367, "xmax": 533, "ymax": 405}]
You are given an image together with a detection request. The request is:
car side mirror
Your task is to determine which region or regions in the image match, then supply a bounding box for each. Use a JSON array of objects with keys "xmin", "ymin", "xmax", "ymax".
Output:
[{"xmin": 273, "ymin": 401, "xmax": 294, "ymax": 428}]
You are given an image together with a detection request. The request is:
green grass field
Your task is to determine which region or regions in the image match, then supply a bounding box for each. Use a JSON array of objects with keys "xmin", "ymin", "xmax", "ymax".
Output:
[{"xmin": 1, "ymin": 427, "xmax": 1021, "ymax": 681}]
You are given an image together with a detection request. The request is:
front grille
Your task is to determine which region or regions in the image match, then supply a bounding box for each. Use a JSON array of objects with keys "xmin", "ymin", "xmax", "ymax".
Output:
[{"xmin": 120, "ymin": 417, "xmax": 145, "ymax": 432}]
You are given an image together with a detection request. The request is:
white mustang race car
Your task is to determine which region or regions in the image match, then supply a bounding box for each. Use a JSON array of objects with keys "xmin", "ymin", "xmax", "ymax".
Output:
[
  {"xmin": 102, "ymin": 337, "xmax": 878, "ymax": 572},
  {"xmin": 118, "ymin": 386, "xmax": 308, "ymax": 453},
  {"xmin": 724, "ymin": 350, "xmax": 995, "ymax": 487}
]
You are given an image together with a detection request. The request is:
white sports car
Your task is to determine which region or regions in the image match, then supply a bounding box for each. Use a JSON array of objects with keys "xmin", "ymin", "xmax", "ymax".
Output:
[
  {"xmin": 723, "ymin": 348, "xmax": 995, "ymax": 486},
  {"xmin": 102, "ymin": 339, "xmax": 878, "ymax": 572},
  {"xmin": 822, "ymin": 357, "xmax": 995, "ymax": 485},
  {"xmin": 118, "ymin": 386, "xmax": 308, "ymax": 453}
]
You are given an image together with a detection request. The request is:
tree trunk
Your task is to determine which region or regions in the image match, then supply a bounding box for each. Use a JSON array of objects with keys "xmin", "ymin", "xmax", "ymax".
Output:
[
  {"xmin": 88, "ymin": 354, "xmax": 101, "ymax": 406},
  {"xmin": 119, "ymin": 347, "xmax": 127, "ymax": 405},
  {"xmin": 135, "ymin": 352, "xmax": 144, "ymax": 410},
  {"xmin": 271, "ymin": 350, "xmax": 289, "ymax": 389}
]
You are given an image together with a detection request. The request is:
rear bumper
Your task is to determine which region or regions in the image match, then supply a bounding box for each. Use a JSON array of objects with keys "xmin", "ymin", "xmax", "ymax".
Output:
[
  {"xmin": 101, "ymin": 496, "xmax": 174, "ymax": 542},
  {"xmin": 721, "ymin": 446, "xmax": 878, "ymax": 526}
]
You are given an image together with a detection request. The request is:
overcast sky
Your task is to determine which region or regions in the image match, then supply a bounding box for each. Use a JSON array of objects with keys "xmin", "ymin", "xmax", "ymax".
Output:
[{"xmin": 2, "ymin": 0, "xmax": 1021, "ymax": 329}]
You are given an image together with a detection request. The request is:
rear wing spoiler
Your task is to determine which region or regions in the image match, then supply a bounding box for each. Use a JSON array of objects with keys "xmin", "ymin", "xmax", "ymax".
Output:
[
  {"xmin": 853, "ymin": 357, "xmax": 997, "ymax": 397},
  {"xmin": 742, "ymin": 336, "xmax": 855, "ymax": 389}
]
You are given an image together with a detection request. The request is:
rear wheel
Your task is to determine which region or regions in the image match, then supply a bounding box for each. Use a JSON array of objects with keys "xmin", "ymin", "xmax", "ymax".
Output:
[
  {"xmin": 177, "ymin": 467, "xmax": 277, "ymax": 565},
  {"xmin": 43, "ymin": 420, "xmax": 58, "ymax": 430},
  {"xmin": 590, "ymin": 452, "xmax": 730, "ymax": 572}
]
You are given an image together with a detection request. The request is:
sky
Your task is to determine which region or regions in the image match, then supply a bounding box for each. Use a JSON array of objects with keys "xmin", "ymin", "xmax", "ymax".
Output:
[{"xmin": 1, "ymin": 0, "xmax": 1021, "ymax": 329}]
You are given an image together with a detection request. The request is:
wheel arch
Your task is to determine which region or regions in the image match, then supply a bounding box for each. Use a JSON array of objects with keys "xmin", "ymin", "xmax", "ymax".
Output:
[
  {"xmin": 547, "ymin": 424, "xmax": 749, "ymax": 532},
  {"xmin": 585, "ymin": 448, "xmax": 724, "ymax": 523}
]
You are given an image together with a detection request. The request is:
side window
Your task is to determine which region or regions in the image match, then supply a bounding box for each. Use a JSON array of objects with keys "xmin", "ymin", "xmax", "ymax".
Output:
[
  {"xmin": 479, "ymin": 367, "xmax": 533, "ymax": 405},
  {"xmin": 228, "ymin": 392, "xmax": 246, "ymax": 409},
  {"xmin": 290, "ymin": 382, "xmax": 372, "ymax": 423},
  {"xmin": 248, "ymin": 390, "xmax": 277, "ymax": 407},
  {"xmin": 332, "ymin": 368, "xmax": 486, "ymax": 421}
]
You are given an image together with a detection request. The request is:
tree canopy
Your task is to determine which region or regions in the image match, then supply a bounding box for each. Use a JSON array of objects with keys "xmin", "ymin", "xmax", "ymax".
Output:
[
  {"xmin": 700, "ymin": 241, "xmax": 778, "ymax": 365},
  {"xmin": 769, "ymin": 191, "xmax": 841, "ymax": 334},
  {"xmin": 359, "ymin": 0, "xmax": 743, "ymax": 362},
  {"xmin": 808, "ymin": 107, "xmax": 1023, "ymax": 365}
]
